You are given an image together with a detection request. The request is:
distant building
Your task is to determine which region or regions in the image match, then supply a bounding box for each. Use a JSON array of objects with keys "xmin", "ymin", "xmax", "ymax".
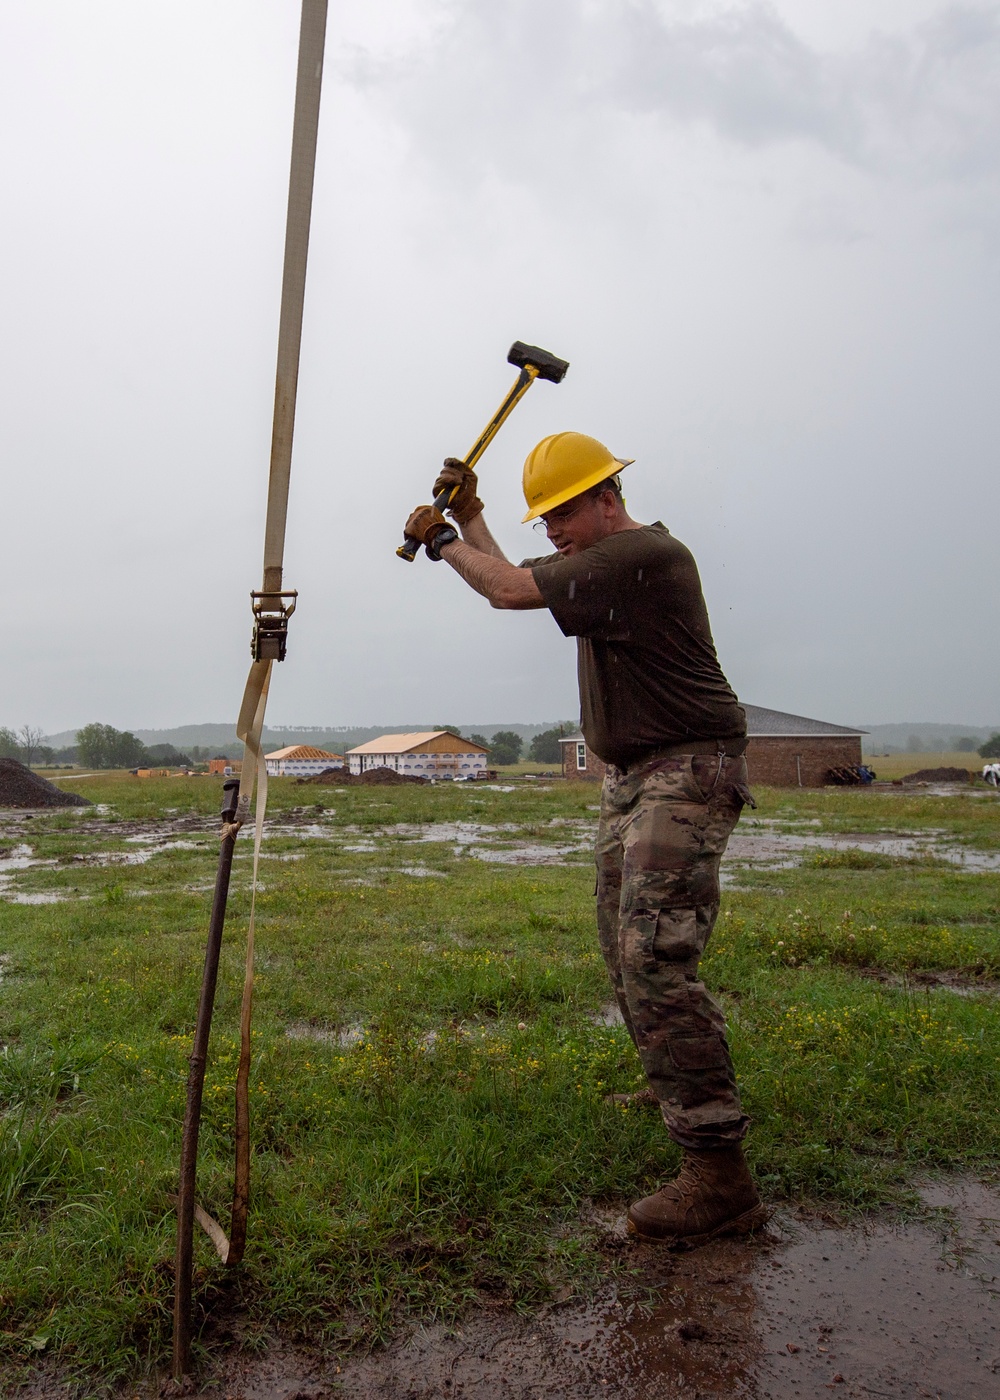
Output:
[
  {"xmin": 559, "ymin": 734, "xmax": 607, "ymax": 782},
  {"xmin": 743, "ymin": 706, "xmax": 865, "ymax": 786},
  {"xmin": 559, "ymin": 706, "xmax": 866, "ymax": 787},
  {"xmin": 207, "ymin": 757, "xmax": 242, "ymax": 776},
  {"xmin": 346, "ymin": 731, "xmax": 490, "ymax": 779},
  {"xmin": 265, "ymin": 745, "xmax": 344, "ymax": 778}
]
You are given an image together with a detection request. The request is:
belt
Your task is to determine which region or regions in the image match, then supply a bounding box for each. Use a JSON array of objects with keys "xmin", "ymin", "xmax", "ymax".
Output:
[{"xmin": 624, "ymin": 737, "xmax": 748, "ymax": 771}]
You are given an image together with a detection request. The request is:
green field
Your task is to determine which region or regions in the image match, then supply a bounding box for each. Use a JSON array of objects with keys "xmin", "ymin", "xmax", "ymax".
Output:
[
  {"xmin": 1, "ymin": 775, "xmax": 998, "ymax": 1391},
  {"xmin": 860, "ymin": 749, "xmax": 987, "ymax": 779}
]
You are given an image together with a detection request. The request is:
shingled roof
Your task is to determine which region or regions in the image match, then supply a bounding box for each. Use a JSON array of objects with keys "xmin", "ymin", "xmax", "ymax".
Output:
[
  {"xmin": 559, "ymin": 706, "xmax": 866, "ymax": 744},
  {"xmin": 742, "ymin": 706, "xmax": 866, "ymax": 737}
]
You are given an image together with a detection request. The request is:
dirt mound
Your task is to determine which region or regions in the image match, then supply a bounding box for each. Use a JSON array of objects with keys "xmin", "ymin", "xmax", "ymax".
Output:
[
  {"xmin": 901, "ymin": 766, "xmax": 973, "ymax": 784},
  {"xmin": 0, "ymin": 757, "xmax": 91, "ymax": 807},
  {"xmin": 297, "ymin": 766, "xmax": 429, "ymax": 787}
]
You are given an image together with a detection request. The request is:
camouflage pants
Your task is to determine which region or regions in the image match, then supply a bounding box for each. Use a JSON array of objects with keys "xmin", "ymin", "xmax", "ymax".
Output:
[{"xmin": 596, "ymin": 752, "xmax": 752, "ymax": 1150}]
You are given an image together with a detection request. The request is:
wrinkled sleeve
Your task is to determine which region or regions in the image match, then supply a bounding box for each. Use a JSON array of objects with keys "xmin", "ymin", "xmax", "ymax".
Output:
[{"xmin": 529, "ymin": 544, "xmax": 630, "ymax": 640}]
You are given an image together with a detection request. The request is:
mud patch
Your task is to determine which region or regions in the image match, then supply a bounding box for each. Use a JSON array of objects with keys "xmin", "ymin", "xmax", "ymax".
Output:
[
  {"xmin": 857, "ymin": 967, "xmax": 1000, "ymax": 998},
  {"xmin": 901, "ymin": 766, "xmax": 975, "ymax": 784},
  {"xmin": 60, "ymin": 1181, "xmax": 994, "ymax": 1400},
  {"xmin": 0, "ymin": 843, "xmax": 60, "ymax": 901},
  {"xmin": 469, "ymin": 843, "xmax": 591, "ymax": 865},
  {"xmin": 285, "ymin": 1021, "xmax": 365, "ymax": 1047},
  {"xmin": 356, "ymin": 820, "xmax": 595, "ymax": 867},
  {"xmin": 68, "ymin": 838, "xmax": 207, "ymax": 868},
  {"xmin": 724, "ymin": 827, "xmax": 1000, "ymax": 873},
  {"xmin": 590, "ymin": 1001, "xmax": 626, "ymax": 1027}
]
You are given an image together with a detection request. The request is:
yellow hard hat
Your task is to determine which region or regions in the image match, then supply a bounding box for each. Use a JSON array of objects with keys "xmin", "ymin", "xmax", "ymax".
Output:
[{"xmin": 521, "ymin": 432, "xmax": 634, "ymax": 522}]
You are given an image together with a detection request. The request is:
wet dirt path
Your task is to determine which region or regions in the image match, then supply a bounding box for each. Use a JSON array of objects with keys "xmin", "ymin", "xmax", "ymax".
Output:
[{"xmin": 148, "ymin": 1181, "xmax": 998, "ymax": 1400}]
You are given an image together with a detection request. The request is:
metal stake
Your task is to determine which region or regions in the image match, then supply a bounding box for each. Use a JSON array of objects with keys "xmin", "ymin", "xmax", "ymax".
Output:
[{"xmin": 172, "ymin": 779, "xmax": 241, "ymax": 1379}]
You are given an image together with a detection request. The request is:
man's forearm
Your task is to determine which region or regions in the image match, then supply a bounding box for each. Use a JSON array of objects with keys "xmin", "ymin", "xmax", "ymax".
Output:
[
  {"xmin": 439, "ymin": 538, "xmax": 545, "ymax": 610},
  {"xmin": 457, "ymin": 511, "xmax": 508, "ymax": 560}
]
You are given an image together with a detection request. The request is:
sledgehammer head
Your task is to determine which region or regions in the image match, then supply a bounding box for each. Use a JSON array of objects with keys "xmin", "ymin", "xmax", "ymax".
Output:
[{"xmin": 508, "ymin": 341, "xmax": 569, "ymax": 384}]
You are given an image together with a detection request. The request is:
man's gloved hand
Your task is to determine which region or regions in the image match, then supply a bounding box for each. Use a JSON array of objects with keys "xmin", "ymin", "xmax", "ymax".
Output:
[
  {"xmin": 432, "ymin": 458, "xmax": 484, "ymax": 525},
  {"xmin": 404, "ymin": 505, "xmax": 458, "ymax": 561}
]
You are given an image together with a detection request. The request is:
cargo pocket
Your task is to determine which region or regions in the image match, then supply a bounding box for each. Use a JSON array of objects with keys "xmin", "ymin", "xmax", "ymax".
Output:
[
  {"xmin": 619, "ymin": 905, "xmax": 659, "ymax": 972},
  {"xmin": 650, "ymin": 907, "xmax": 702, "ymax": 963},
  {"xmin": 667, "ymin": 1032, "xmax": 730, "ymax": 1070}
]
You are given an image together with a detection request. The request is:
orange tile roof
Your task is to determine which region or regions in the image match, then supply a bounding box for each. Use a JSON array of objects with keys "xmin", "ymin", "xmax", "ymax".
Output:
[
  {"xmin": 346, "ymin": 732, "xmax": 489, "ymax": 755},
  {"xmin": 265, "ymin": 745, "xmax": 343, "ymax": 761}
]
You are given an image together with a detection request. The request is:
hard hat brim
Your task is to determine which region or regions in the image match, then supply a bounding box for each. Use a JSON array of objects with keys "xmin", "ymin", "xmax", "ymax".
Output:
[{"xmin": 521, "ymin": 458, "xmax": 635, "ymax": 523}]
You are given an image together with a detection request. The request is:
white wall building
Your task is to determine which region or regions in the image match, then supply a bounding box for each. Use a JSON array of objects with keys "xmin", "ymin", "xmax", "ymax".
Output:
[
  {"xmin": 346, "ymin": 731, "xmax": 490, "ymax": 779},
  {"xmin": 264, "ymin": 745, "xmax": 344, "ymax": 778}
]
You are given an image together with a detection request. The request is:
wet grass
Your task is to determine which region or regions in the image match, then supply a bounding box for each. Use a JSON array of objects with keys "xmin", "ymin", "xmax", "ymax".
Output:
[
  {"xmin": 0, "ymin": 777, "xmax": 998, "ymax": 1390},
  {"xmin": 750, "ymin": 783, "xmax": 1000, "ymax": 847},
  {"xmin": 860, "ymin": 750, "xmax": 985, "ymax": 780}
]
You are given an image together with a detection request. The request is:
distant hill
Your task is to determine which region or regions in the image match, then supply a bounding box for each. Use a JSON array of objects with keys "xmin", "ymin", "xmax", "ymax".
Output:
[
  {"xmin": 43, "ymin": 717, "xmax": 999, "ymax": 760},
  {"xmin": 859, "ymin": 722, "xmax": 1000, "ymax": 754},
  {"xmin": 42, "ymin": 721, "xmax": 576, "ymax": 757}
]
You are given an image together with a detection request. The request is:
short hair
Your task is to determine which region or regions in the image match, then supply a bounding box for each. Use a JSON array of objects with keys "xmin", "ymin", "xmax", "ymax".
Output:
[{"xmin": 583, "ymin": 473, "xmax": 623, "ymax": 502}]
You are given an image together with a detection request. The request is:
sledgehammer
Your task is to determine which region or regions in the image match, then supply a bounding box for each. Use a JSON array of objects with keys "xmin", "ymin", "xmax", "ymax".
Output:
[{"xmin": 396, "ymin": 340, "xmax": 569, "ymax": 561}]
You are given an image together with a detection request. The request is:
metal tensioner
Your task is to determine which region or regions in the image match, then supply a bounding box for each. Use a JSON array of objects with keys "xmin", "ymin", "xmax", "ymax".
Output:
[{"xmin": 250, "ymin": 589, "xmax": 298, "ymax": 662}]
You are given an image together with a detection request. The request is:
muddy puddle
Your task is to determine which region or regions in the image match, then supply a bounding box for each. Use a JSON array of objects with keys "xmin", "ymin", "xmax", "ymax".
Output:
[
  {"xmin": 857, "ymin": 968, "xmax": 1000, "ymax": 999},
  {"xmin": 725, "ymin": 826, "xmax": 1000, "ymax": 872},
  {"xmin": 1, "ymin": 805, "xmax": 997, "ymax": 904},
  {"xmin": 262, "ymin": 817, "xmax": 596, "ymax": 868},
  {"xmin": 113, "ymin": 1179, "xmax": 1000, "ymax": 1400},
  {"xmin": 0, "ymin": 842, "xmax": 65, "ymax": 902},
  {"xmin": 322, "ymin": 817, "xmax": 999, "ymax": 874}
]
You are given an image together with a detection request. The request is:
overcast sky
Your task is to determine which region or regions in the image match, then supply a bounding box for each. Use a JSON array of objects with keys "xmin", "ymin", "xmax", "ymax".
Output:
[{"xmin": 2, "ymin": 0, "xmax": 998, "ymax": 734}]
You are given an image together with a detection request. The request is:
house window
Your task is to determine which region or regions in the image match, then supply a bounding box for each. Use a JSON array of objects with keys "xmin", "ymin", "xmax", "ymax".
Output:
[{"xmin": 576, "ymin": 743, "xmax": 587, "ymax": 771}]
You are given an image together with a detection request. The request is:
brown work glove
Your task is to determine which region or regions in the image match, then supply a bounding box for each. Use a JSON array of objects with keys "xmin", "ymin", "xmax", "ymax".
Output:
[
  {"xmin": 405, "ymin": 505, "xmax": 452, "ymax": 548},
  {"xmin": 432, "ymin": 458, "xmax": 484, "ymax": 526}
]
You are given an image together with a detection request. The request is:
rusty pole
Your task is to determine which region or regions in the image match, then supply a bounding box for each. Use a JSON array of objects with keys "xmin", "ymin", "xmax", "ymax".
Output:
[{"xmin": 172, "ymin": 780, "xmax": 240, "ymax": 1378}]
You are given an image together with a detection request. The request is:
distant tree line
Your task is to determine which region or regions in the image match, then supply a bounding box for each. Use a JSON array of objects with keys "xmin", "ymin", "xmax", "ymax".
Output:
[
  {"xmin": 3, "ymin": 718, "xmax": 580, "ymax": 771},
  {"xmin": 74, "ymin": 724, "xmax": 193, "ymax": 769},
  {"xmin": 435, "ymin": 723, "xmax": 575, "ymax": 767},
  {"xmin": 0, "ymin": 725, "xmax": 54, "ymax": 767},
  {"xmin": 76, "ymin": 724, "xmax": 149, "ymax": 768}
]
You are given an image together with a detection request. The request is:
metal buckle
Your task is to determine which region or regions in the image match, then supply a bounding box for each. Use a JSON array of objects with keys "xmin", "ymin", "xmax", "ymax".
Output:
[{"xmin": 250, "ymin": 590, "xmax": 298, "ymax": 662}]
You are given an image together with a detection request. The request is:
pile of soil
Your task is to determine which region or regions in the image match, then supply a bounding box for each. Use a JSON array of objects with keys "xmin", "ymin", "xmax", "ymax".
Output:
[
  {"xmin": 297, "ymin": 766, "xmax": 429, "ymax": 787},
  {"xmin": 0, "ymin": 757, "xmax": 91, "ymax": 807},
  {"xmin": 901, "ymin": 766, "xmax": 974, "ymax": 784}
]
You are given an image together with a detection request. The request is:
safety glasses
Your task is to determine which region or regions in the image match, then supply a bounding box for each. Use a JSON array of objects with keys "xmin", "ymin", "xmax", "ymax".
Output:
[{"xmin": 531, "ymin": 497, "xmax": 593, "ymax": 534}]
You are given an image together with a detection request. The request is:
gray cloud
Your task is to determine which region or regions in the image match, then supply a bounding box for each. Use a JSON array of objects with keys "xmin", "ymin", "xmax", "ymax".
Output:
[
  {"xmin": 350, "ymin": 1, "xmax": 1000, "ymax": 186},
  {"xmin": 2, "ymin": 2, "xmax": 998, "ymax": 733}
]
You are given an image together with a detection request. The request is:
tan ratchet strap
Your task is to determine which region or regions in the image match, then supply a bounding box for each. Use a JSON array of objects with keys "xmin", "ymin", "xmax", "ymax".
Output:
[{"xmin": 191, "ymin": 0, "xmax": 327, "ymax": 1267}]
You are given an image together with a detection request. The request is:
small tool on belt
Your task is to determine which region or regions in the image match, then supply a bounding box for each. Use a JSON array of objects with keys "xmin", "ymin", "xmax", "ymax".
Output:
[{"xmin": 396, "ymin": 340, "xmax": 569, "ymax": 562}]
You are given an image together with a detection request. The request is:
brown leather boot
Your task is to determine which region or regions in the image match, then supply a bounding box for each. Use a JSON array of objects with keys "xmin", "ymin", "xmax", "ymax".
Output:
[{"xmin": 627, "ymin": 1145, "xmax": 768, "ymax": 1246}]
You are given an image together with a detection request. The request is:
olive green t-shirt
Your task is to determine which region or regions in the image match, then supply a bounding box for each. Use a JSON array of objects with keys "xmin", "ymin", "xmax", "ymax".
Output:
[{"xmin": 524, "ymin": 523, "xmax": 746, "ymax": 770}]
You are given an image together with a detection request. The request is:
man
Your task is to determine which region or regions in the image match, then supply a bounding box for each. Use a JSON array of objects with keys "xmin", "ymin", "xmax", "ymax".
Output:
[{"xmin": 403, "ymin": 431, "xmax": 766, "ymax": 1246}]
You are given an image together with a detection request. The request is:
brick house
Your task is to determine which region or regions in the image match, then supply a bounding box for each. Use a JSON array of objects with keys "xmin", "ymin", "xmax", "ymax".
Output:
[
  {"xmin": 743, "ymin": 706, "xmax": 865, "ymax": 786},
  {"xmin": 559, "ymin": 706, "xmax": 865, "ymax": 786},
  {"xmin": 346, "ymin": 731, "xmax": 490, "ymax": 780},
  {"xmin": 207, "ymin": 757, "xmax": 242, "ymax": 776},
  {"xmin": 559, "ymin": 733, "xmax": 607, "ymax": 781}
]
